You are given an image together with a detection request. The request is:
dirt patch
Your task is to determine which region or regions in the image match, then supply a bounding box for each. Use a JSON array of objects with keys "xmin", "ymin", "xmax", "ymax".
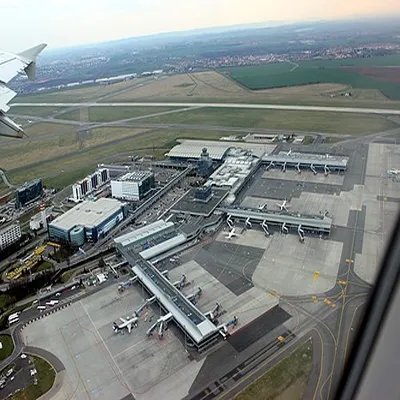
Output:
[{"xmin": 345, "ymin": 67, "xmax": 400, "ymax": 83}]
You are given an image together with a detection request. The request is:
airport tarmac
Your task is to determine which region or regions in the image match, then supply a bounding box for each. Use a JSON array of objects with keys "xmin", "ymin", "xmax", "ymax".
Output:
[
  {"xmin": 213, "ymin": 229, "xmax": 342, "ymax": 296},
  {"xmin": 22, "ymin": 284, "xmax": 206, "ymax": 400},
  {"xmin": 354, "ymin": 143, "xmax": 400, "ymax": 283}
]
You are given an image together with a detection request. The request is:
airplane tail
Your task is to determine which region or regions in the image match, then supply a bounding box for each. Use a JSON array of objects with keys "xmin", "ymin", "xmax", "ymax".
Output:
[{"xmin": 18, "ymin": 43, "xmax": 47, "ymax": 80}]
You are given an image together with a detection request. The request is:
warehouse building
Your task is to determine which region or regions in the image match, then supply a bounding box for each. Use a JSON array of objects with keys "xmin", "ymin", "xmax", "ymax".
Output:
[
  {"xmin": 0, "ymin": 221, "xmax": 22, "ymax": 250},
  {"xmin": 15, "ymin": 179, "xmax": 43, "ymax": 209},
  {"xmin": 48, "ymin": 198, "xmax": 126, "ymax": 245},
  {"xmin": 111, "ymin": 171, "xmax": 155, "ymax": 201}
]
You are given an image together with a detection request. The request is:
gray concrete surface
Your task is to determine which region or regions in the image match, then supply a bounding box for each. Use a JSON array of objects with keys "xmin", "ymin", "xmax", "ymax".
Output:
[
  {"xmin": 354, "ymin": 143, "xmax": 400, "ymax": 283},
  {"xmin": 21, "ymin": 282, "xmax": 210, "ymax": 400}
]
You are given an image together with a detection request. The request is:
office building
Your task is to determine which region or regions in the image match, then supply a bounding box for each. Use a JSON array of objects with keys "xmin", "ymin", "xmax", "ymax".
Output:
[
  {"xmin": 15, "ymin": 179, "xmax": 43, "ymax": 209},
  {"xmin": 111, "ymin": 171, "xmax": 155, "ymax": 201},
  {"xmin": 48, "ymin": 198, "xmax": 126, "ymax": 244},
  {"xmin": 0, "ymin": 221, "xmax": 22, "ymax": 250},
  {"xmin": 72, "ymin": 168, "xmax": 110, "ymax": 202}
]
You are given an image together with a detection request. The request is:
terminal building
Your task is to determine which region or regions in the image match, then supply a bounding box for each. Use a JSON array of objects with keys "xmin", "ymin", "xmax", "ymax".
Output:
[
  {"xmin": 263, "ymin": 151, "xmax": 348, "ymax": 173},
  {"xmin": 48, "ymin": 198, "xmax": 126, "ymax": 245},
  {"xmin": 111, "ymin": 171, "xmax": 155, "ymax": 201},
  {"xmin": 15, "ymin": 179, "xmax": 43, "ymax": 209},
  {"xmin": 114, "ymin": 219, "xmax": 187, "ymax": 260},
  {"xmin": 72, "ymin": 168, "xmax": 110, "ymax": 202},
  {"xmin": 0, "ymin": 221, "xmax": 22, "ymax": 250}
]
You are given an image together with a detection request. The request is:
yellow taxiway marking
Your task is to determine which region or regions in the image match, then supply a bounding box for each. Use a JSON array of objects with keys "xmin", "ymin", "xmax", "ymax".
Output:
[
  {"xmin": 312, "ymin": 295, "xmax": 318, "ymax": 303},
  {"xmin": 313, "ymin": 271, "xmax": 320, "ymax": 281}
]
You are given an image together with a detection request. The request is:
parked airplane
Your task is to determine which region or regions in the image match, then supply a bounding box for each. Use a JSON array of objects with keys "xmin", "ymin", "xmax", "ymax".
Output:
[
  {"xmin": 0, "ymin": 44, "xmax": 47, "ymax": 137},
  {"xmin": 225, "ymin": 227, "xmax": 238, "ymax": 239},
  {"xmin": 286, "ymin": 148, "xmax": 292, "ymax": 156},
  {"xmin": 258, "ymin": 203, "xmax": 268, "ymax": 211},
  {"xmin": 387, "ymin": 169, "xmax": 400, "ymax": 176},
  {"xmin": 113, "ymin": 315, "xmax": 138, "ymax": 333},
  {"xmin": 276, "ymin": 199, "xmax": 291, "ymax": 212}
]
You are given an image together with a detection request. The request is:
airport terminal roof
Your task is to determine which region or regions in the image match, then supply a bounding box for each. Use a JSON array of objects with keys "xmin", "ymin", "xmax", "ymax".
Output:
[
  {"xmin": 219, "ymin": 205, "xmax": 332, "ymax": 231},
  {"xmin": 140, "ymin": 234, "xmax": 187, "ymax": 260},
  {"xmin": 114, "ymin": 220, "xmax": 176, "ymax": 248},
  {"xmin": 167, "ymin": 142, "xmax": 230, "ymax": 160},
  {"xmin": 119, "ymin": 247, "xmax": 218, "ymax": 344},
  {"xmin": 49, "ymin": 198, "xmax": 123, "ymax": 231},
  {"xmin": 263, "ymin": 152, "xmax": 348, "ymax": 168}
]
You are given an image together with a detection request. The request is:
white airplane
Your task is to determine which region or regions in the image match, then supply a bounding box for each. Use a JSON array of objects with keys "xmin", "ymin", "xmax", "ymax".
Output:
[
  {"xmin": 225, "ymin": 227, "xmax": 238, "ymax": 239},
  {"xmin": 387, "ymin": 169, "xmax": 400, "ymax": 176},
  {"xmin": 112, "ymin": 315, "xmax": 138, "ymax": 334},
  {"xmin": 286, "ymin": 148, "xmax": 292, "ymax": 156},
  {"xmin": 0, "ymin": 43, "xmax": 47, "ymax": 138},
  {"xmin": 276, "ymin": 199, "xmax": 291, "ymax": 212},
  {"xmin": 258, "ymin": 203, "xmax": 268, "ymax": 211}
]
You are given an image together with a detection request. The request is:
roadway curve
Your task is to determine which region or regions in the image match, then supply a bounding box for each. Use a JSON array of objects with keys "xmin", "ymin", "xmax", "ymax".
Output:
[{"xmin": 11, "ymin": 102, "xmax": 400, "ymax": 115}]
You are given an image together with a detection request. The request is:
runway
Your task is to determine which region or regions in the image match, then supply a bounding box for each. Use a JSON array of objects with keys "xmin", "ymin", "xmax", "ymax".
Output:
[{"xmin": 11, "ymin": 102, "xmax": 400, "ymax": 115}]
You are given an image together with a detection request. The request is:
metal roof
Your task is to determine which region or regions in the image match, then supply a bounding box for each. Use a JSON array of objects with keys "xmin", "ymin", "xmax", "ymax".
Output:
[
  {"xmin": 114, "ymin": 220, "xmax": 175, "ymax": 247},
  {"xmin": 114, "ymin": 170, "xmax": 153, "ymax": 183},
  {"xmin": 140, "ymin": 234, "xmax": 187, "ymax": 259},
  {"xmin": 120, "ymin": 247, "xmax": 218, "ymax": 344},
  {"xmin": 219, "ymin": 206, "xmax": 332, "ymax": 231},
  {"xmin": 167, "ymin": 143, "xmax": 230, "ymax": 160},
  {"xmin": 49, "ymin": 198, "xmax": 123, "ymax": 231},
  {"xmin": 263, "ymin": 152, "xmax": 348, "ymax": 168}
]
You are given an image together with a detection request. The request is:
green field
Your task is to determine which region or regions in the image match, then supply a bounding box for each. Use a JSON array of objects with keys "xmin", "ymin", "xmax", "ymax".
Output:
[
  {"xmin": 143, "ymin": 107, "xmax": 398, "ymax": 134},
  {"xmin": 221, "ymin": 56, "xmax": 400, "ymax": 100},
  {"xmin": 11, "ymin": 356, "xmax": 56, "ymax": 400},
  {"xmin": 9, "ymin": 106, "xmax": 65, "ymax": 118},
  {"xmin": 235, "ymin": 341, "xmax": 313, "ymax": 400},
  {"xmin": 5, "ymin": 128, "xmax": 234, "ymax": 188},
  {"xmin": 56, "ymin": 106, "xmax": 178, "ymax": 122},
  {"xmin": 0, "ymin": 335, "xmax": 14, "ymax": 361}
]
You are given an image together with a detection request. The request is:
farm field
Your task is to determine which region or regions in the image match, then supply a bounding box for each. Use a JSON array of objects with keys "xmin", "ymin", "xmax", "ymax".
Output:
[
  {"xmin": 0, "ymin": 125, "xmax": 149, "ymax": 174},
  {"xmin": 55, "ymin": 106, "xmax": 178, "ymax": 122},
  {"xmin": 15, "ymin": 77, "xmax": 155, "ymax": 103},
  {"xmin": 221, "ymin": 56, "xmax": 400, "ymax": 100},
  {"xmin": 142, "ymin": 107, "xmax": 398, "ymax": 134},
  {"xmin": 5, "ymin": 128, "xmax": 233, "ymax": 188},
  {"xmin": 12, "ymin": 71, "xmax": 400, "ymax": 110}
]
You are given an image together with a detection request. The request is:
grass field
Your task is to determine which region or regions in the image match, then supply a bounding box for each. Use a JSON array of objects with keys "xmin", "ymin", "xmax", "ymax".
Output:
[
  {"xmin": 235, "ymin": 341, "xmax": 313, "ymax": 400},
  {"xmin": 0, "ymin": 126, "xmax": 149, "ymax": 173},
  {"xmin": 34, "ymin": 261, "xmax": 53, "ymax": 273},
  {"xmin": 11, "ymin": 356, "xmax": 56, "ymax": 400},
  {"xmin": 14, "ymin": 77, "xmax": 155, "ymax": 103},
  {"xmin": 56, "ymin": 106, "xmax": 177, "ymax": 122},
  {"xmin": 143, "ymin": 107, "xmax": 398, "ymax": 134},
  {"xmin": 221, "ymin": 56, "xmax": 400, "ymax": 100},
  {"xmin": 0, "ymin": 335, "xmax": 14, "ymax": 361},
  {"xmin": 5, "ymin": 128, "xmax": 235, "ymax": 188},
  {"xmin": 10, "ymin": 106, "xmax": 65, "ymax": 118}
]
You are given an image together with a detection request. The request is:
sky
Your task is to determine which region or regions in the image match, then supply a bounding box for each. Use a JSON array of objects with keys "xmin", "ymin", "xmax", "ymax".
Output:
[{"xmin": 1, "ymin": 0, "xmax": 399, "ymax": 50}]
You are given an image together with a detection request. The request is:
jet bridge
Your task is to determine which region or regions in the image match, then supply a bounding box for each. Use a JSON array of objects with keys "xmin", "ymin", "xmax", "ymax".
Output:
[
  {"xmin": 118, "ymin": 244, "xmax": 220, "ymax": 351},
  {"xmin": 218, "ymin": 206, "xmax": 332, "ymax": 235}
]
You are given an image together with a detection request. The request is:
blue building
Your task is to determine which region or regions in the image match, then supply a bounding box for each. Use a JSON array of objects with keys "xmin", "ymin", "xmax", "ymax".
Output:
[
  {"xmin": 15, "ymin": 179, "xmax": 43, "ymax": 209},
  {"xmin": 48, "ymin": 198, "xmax": 126, "ymax": 245}
]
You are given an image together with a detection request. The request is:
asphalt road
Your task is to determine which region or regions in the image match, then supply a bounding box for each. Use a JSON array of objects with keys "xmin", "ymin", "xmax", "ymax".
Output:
[{"xmin": 11, "ymin": 102, "xmax": 400, "ymax": 115}]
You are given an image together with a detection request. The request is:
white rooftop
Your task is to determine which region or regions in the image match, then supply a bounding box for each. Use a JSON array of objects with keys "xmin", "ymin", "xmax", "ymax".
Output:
[
  {"xmin": 49, "ymin": 198, "xmax": 123, "ymax": 231},
  {"xmin": 114, "ymin": 220, "xmax": 174, "ymax": 247}
]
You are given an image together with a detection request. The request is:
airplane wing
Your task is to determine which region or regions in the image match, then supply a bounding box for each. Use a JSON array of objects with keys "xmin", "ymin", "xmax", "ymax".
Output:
[
  {"xmin": 119, "ymin": 317, "xmax": 127, "ymax": 323},
  {"xmin": 127, "ymin": 323, "xmax": 132, "ymax": 333},
  {"xmin": 0, "ymin": 44, "xmax": 47, "ymax": 138}
]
